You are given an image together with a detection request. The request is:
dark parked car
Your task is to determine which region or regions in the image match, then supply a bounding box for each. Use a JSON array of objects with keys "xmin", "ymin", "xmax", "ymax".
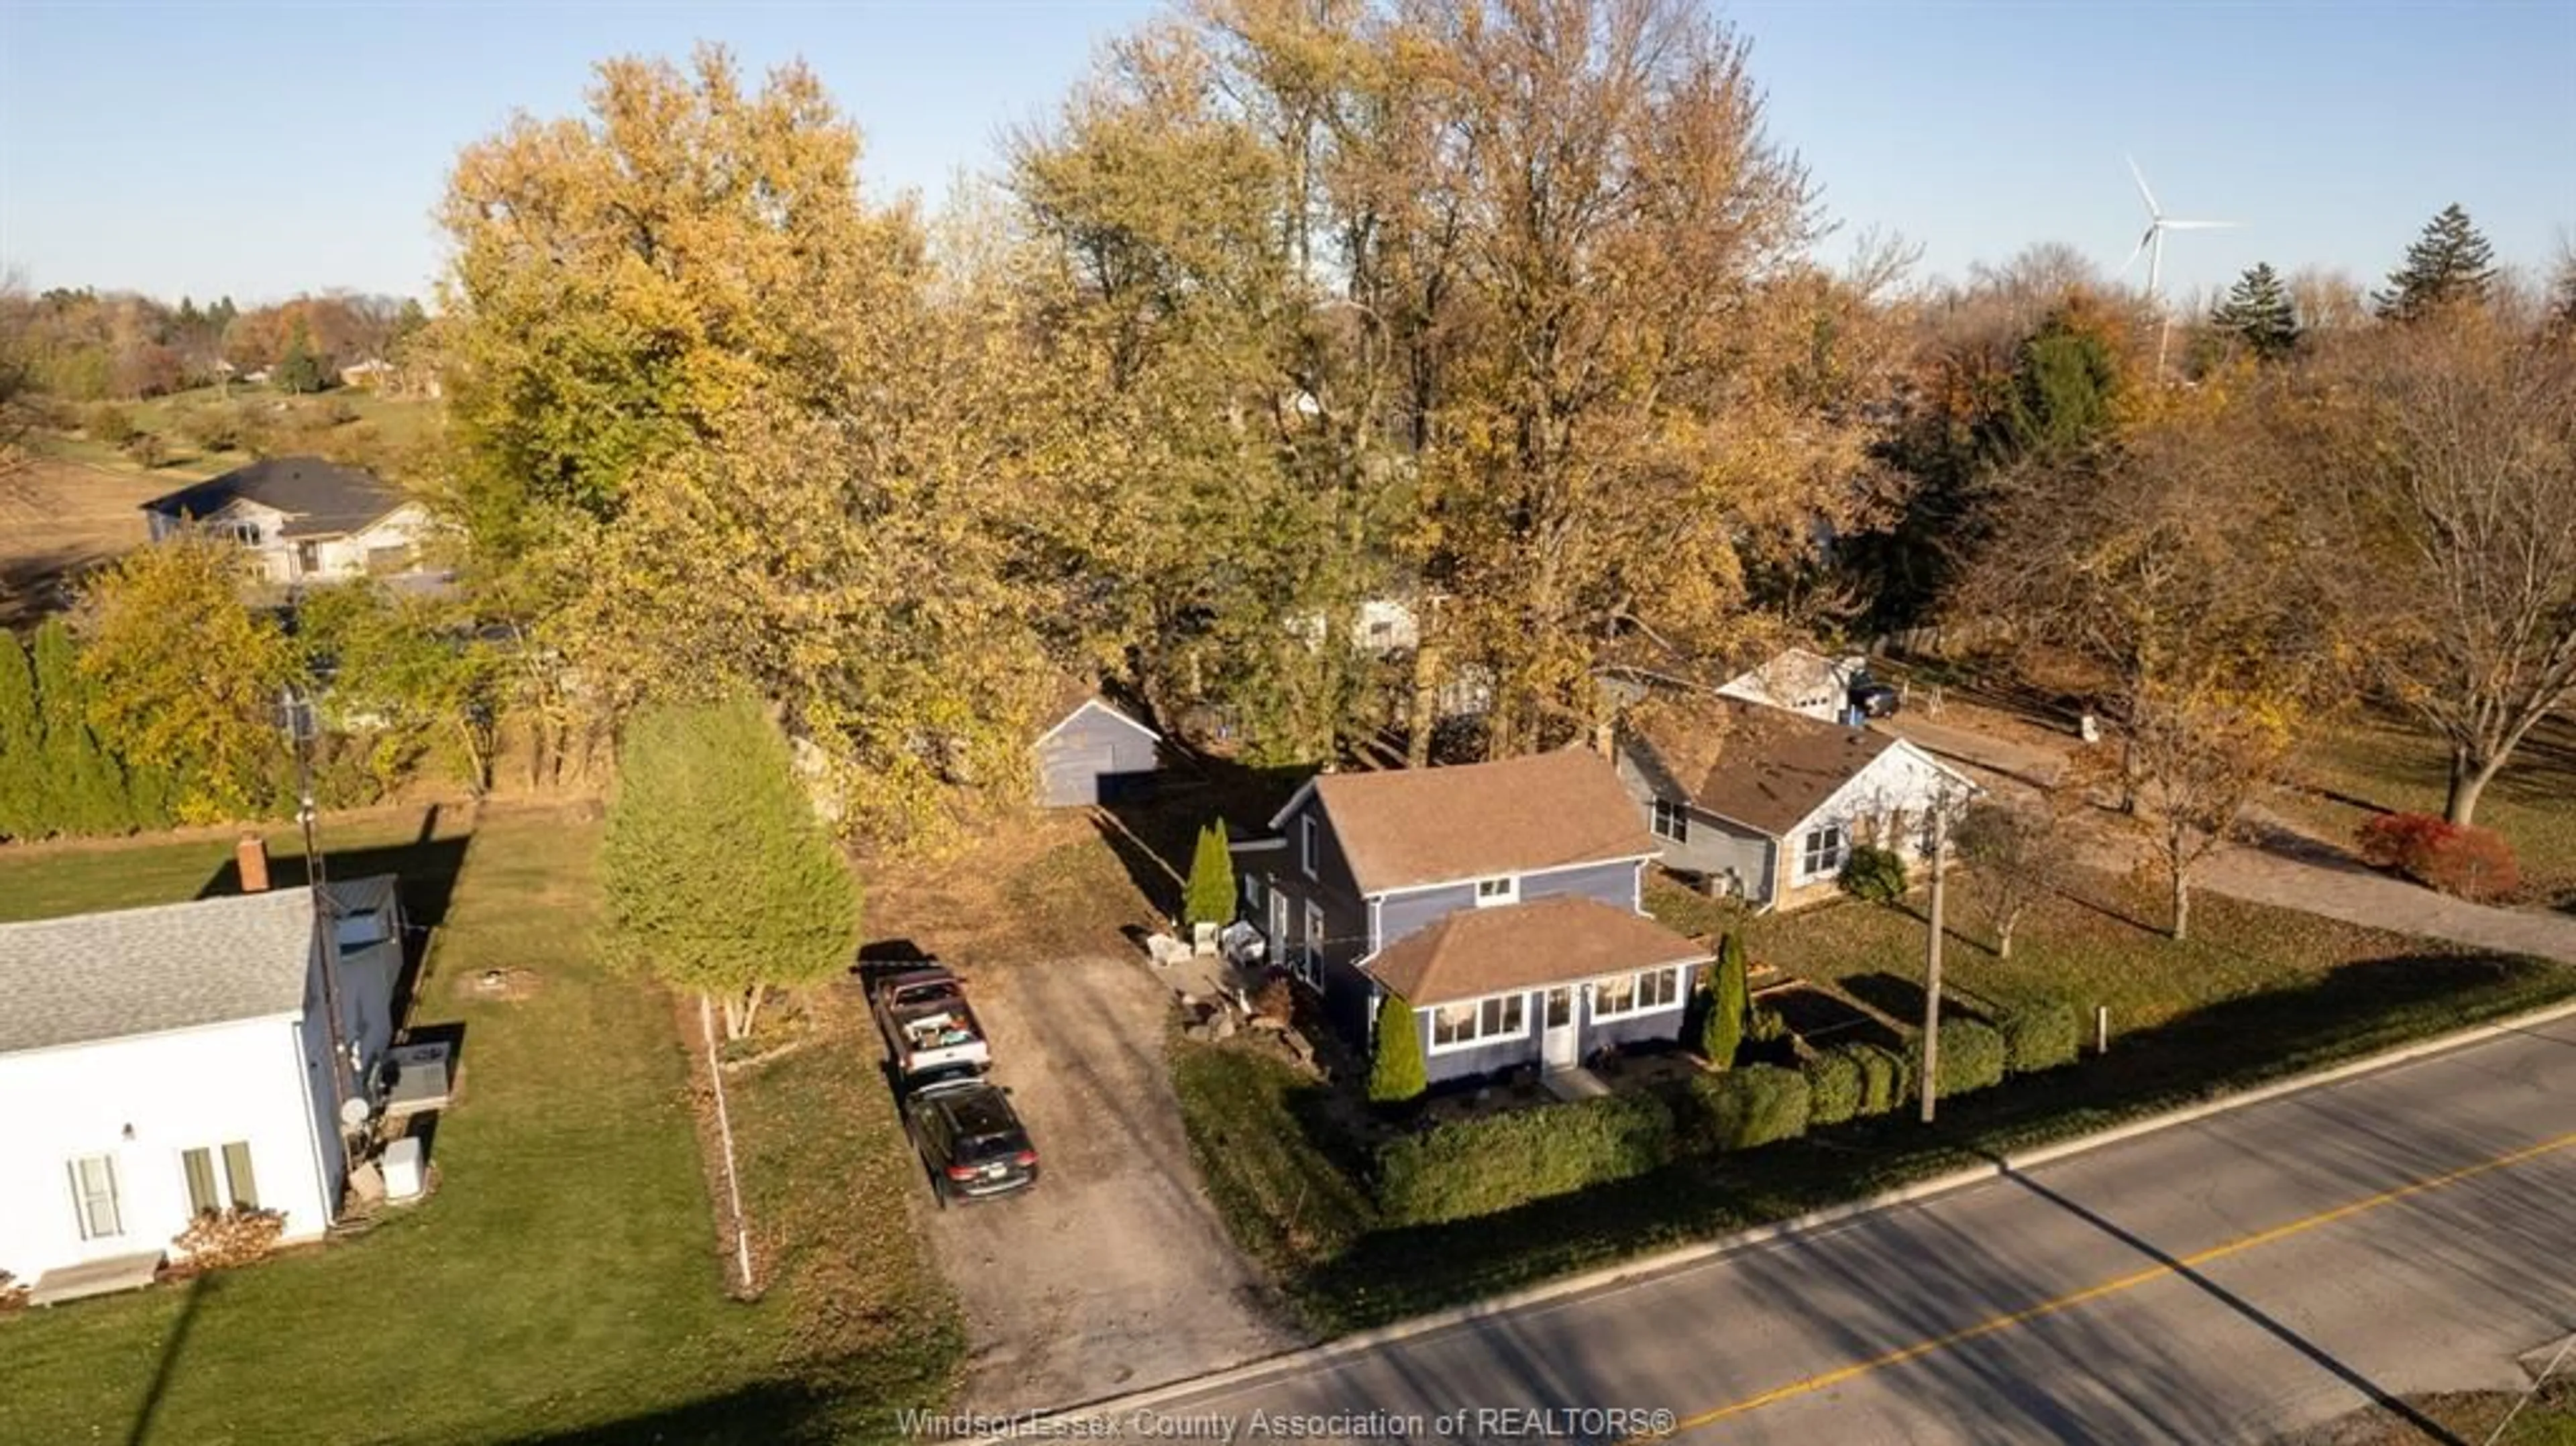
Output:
[
  {"xmin": 1848, "ymin": 677, "xmax": 1901, "ymax": 720},
  {"xmin": 904, "ymin": 1074, "xmax": 1039, "ymax": 1206}
]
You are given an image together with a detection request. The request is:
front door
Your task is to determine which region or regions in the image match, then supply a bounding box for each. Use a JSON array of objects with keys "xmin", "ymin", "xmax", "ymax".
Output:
[{"xmin": 1541, "ymin": 986, "xmax": 1578, "ymax": 1068}]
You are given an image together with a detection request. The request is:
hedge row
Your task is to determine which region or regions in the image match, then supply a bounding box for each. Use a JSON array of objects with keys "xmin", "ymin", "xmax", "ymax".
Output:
[
  {"xmin": 1377, "ymin": 1093, "xmax": 1677, "ymax": 1225},
  {"xmin": 1694, "ymin": 1064, "xmax": 1810, "ymax": 1150}
]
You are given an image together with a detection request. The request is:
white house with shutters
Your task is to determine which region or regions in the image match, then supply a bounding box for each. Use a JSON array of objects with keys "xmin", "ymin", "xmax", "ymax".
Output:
[{"xmin": 0, "ymin": 877, "xmax": 402, "ymax": 1300}]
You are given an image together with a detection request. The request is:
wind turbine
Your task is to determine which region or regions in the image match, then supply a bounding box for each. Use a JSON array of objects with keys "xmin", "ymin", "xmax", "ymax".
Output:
[{"xmin": 2119, "ymin": 156, "xmax": 2237, "ymax": 378}]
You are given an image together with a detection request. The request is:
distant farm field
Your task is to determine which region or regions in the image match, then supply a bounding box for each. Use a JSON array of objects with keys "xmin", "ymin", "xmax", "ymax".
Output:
[{"xmin": 0, "ymin": 459, "xmax": 165, "ymax": 625}]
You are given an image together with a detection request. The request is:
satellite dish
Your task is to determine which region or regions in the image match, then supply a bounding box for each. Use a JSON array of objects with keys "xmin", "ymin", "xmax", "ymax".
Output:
[{"xmin": 339, "ymin": 1097, "xmax": 372, "ymax": 1129}]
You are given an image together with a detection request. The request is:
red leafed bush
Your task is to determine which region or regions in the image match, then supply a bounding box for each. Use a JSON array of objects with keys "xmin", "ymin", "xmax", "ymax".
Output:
[{"xmin": 2355, "ymin": 813, "xmax": 2520, "ymax": 901}]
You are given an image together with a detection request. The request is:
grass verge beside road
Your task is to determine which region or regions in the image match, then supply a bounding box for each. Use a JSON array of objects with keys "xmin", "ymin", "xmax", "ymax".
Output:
[
  {"xmin": 0, "ymin": 804, "xmax": 959, "ymax": 1445},
  {"xmin": 1176, "ymin": 878, "xmax": 2576, "ymax": 1333}
]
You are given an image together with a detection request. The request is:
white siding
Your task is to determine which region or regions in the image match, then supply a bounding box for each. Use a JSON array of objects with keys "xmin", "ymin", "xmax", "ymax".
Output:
[{"xmin": 0, "ymin": 1013, "xmax": 334, "ymax": 1282}]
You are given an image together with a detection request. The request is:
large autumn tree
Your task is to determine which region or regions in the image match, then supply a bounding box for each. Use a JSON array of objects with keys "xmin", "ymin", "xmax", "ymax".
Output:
[
  {"xmin": 434, "ymin": 46, "xmax": 1055, "ymax": 844},
  {"xmin": 76, "ymin": 537, "xmax": 300, "ymax": 823},
  {"xmin": 1012, "ymin": 0, "xmax": 1898, "ymax": 762},
  {"xmin": 2287, "ymin": 298, "xmax": 2576, "ymax": 824}
]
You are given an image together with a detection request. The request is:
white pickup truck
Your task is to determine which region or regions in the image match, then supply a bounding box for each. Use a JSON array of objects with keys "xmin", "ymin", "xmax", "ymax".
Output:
[{"xmin": 870, "ymin": 966, "xmax": 991, "ymax": 1076}]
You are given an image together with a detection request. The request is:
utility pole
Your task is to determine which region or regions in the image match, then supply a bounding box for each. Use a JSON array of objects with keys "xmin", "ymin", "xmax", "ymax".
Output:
[
  {"xmin": 282, "ymin": 685, "xmax": 356, "ymax": 1174},
  {"xmin": 1919, "ymin": 800, "xmax": 1950, "ymax": 1125}
]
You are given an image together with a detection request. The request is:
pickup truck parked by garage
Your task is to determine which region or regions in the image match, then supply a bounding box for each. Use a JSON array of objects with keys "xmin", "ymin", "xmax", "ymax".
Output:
[{"xmin": 870, "ymin": 966, "xmax": 991, "ymax": 1077}]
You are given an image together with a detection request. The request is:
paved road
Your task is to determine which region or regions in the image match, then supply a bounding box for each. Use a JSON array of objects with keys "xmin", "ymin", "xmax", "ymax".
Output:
[{"xmin": 1040, "ymin": 1015, "xmax": 2576, "ymax": 1445}]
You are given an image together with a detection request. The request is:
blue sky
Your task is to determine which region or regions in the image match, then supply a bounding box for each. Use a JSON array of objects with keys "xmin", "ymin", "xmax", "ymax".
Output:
[{"xmin": 2, "ymin": 1, "xmax": 2569, "ymax": 307}]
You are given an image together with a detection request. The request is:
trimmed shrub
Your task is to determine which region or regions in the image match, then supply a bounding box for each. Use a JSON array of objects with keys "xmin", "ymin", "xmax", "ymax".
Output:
[
  {"xmin": 1368, "ymin": 993, "xmax": 1427, "ymax": 1104},
  {"xmin": 2357, "ymin": 812, "xmax": 2522, "ymax": 902},
  {"xmin": 2356, "ymin": 812, "xmax": 2445, "ymax": 870},
  {"xmin": 1182, "ymin": 820, "xmax": 1236, "ymax": 928},
  {"xmin": 1700, "ymin": 932, "xmax": 1750, "ymax": 1068},
  {"xmin": 1695, "ymin": 1063, "xmax": 1811, "ymax": 1151},
  {"xmin": 1746, "ymin": 1003, "xmax": 1788, "ymax": 1045},
  {"xmin": 1377, "ymin": 1093, "xmax": 1676, "ymax": 1225},
  {"xmin": 1909, "ymin": 1018, "xmax": 2006, "ymax": 1101},
  {"xmin": 2001, "ymin": 999, "xmax": 2082, "ymax": 1075},
  {"xmin": 1803, "ymin": 1047, "xmax": 1864, "ymax": 1126},
  {"xmin": 1850, "ymin": 1043, "xmax": 1905, "ymax": 1116},
  {"xmin": 1837, "ymin": 843, "xmax": 1910, "ymax": 903}
]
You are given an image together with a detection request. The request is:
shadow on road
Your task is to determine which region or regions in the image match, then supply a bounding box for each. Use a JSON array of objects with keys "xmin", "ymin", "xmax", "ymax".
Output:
[{"xmin": 1998, "ymin": 1167, "xmax": 2467, "ymax": 1446}]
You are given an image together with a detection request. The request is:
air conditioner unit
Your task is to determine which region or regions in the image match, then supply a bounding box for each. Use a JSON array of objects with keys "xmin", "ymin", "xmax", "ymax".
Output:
[{"xmin": 382, "ymin": 1137, "xmax": 425, "ymax": 1201}]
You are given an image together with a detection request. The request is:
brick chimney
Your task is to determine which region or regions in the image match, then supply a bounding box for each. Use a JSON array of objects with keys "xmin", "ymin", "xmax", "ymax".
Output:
[{"xmin": 236, "ymin": 833, "xmax": 271, "ymax": 893}]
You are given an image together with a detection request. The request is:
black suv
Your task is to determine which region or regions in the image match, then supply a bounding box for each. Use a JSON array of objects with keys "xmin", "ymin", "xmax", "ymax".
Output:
[
  {"xmin": 1847, "ymin": 675, "xmax": 1901, "ymax": 720},
  {"xmin": 905, "ymin": 1074, "xmax": 1039, "ymax": 1206}
]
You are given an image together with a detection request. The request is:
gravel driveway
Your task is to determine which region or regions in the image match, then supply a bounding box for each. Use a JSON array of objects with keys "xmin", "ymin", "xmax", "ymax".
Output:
[{"xmin": 922, "ymin": 954, "xmax": 1298, "ymax": 1414}]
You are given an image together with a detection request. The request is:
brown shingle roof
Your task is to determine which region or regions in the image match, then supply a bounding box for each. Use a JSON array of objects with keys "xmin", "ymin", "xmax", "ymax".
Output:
[
  {"xmin": 1622, "ymin": 691, "xmax": 1895, "ymax": 836},
  {"xmin": 1299, "ymin": 748, "xmax": 1656, "ymax": 895},
  {"xmin": 1366, "ymin": 894, "xmax": 1708, "ymax": 1005}
]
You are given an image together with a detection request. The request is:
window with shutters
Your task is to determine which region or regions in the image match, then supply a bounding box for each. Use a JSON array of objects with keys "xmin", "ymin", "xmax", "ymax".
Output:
[{"xmin": 68, "ymin": 1155, "xmax": 122, "ymax": 1239}]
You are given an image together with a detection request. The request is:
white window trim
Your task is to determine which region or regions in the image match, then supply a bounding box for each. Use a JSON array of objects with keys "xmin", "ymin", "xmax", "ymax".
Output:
[
  {"xmin": 1589, "ymin": 965, "xmax": 1690, "ymax": 1023},
  {"xmin": 1424, "ymin": 990, "xmax": 1533, "ymax": 1056},
  {"xmin": 1794, "ymin": 821, "xmax": 1849, "ymax": 885},
  {"xmin": 1651, "ymin": 797, "xmax": 1690, "ymax": 843},
  {"xmin": 1300, "ymin": 816, "xmax": 1318, "ymax": 879},
  {"xmin": 1471, "ymin": 875, "xmax": 1519, "ymax": 907},
  {"xmin": 1301, "ymin": 901, "xmax": 1326, "ymax": 985}
]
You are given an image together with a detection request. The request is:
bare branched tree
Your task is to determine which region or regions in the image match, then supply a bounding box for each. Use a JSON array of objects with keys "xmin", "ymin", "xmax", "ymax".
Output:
[{"xmin": 2290, "ymin": 299, "xmax": 2576, "ymax": 824}]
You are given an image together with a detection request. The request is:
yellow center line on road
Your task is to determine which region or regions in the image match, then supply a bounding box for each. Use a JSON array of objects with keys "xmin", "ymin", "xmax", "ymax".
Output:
[{"xmin": 1630, "ymin": 1128, "xmax": 2576, "ymax": 1441}]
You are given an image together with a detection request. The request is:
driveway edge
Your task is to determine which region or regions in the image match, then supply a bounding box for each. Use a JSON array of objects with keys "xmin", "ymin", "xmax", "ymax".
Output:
[{"xmin": 998, "ymin": 993, "xmax": 2576, "ymax": 1430}]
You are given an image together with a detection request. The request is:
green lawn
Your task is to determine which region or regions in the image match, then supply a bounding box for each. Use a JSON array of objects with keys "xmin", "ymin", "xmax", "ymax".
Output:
[
  {"xmin": 2269, "ymin": 708, "xmax": 2576, "ymax": 911},
  {"xmin": 1173, "ymin": 869, "xmax": 2576, "ymax": 1335},
  {"xmin": 0, "ymin": 805, "xmax": 959, "ymax": 1445},
  {"xmin": 1669, "ymin": 867, "xmax": 2491, "ymax": 1038}
]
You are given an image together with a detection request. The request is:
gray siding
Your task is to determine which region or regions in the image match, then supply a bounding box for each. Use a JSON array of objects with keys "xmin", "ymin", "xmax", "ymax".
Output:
[
  {"xmin": 1036, "ymin": 704, "xmax": 1160, "ymax": 807},
  {"xmin": 1613, "ymin": 745, "xmax": 1776, "ymax": 904},
  {"xmin": 1378, "ymin": 882, "xmax": 1477, "ymax": 950},
  {"xmin": 1421, "ymin": 1017, "xmax": 1536, "ymax": 1084},
  {"xmin": 1255, "ymin": 791, "xmax": 1375, "ymax": 1039},
  {"xmin": 1519, "ymin": 858, "xmax": 1642, "ymax": 911},
  {"xmin": 1411, "ymin": 962, "xmax": 1699, "ymax": 1086},
  {"xmin": 1377, "ymin": 858, "xmax": 1639, "ymax": 952}
]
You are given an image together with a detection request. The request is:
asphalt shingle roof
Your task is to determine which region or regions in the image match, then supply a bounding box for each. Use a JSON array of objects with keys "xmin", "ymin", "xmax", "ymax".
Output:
[
  {"xmin": 1365, "ymin": 894, "xmax": 1708, "ymax": 1005},
  {"xmin": 1289, "ymin": 748, "xmax": 1658, "ymax": 895},
  {"xmin": 1622, "ymin": 691, "xmax": 1897, "ymax": 836},
  {"xmin": 0, "ymin": 887, "xmax": 324, "ymax": 1056},
  {"xmin": 142, "ymin": 455, "xmax": 407, "ymax": 539}
]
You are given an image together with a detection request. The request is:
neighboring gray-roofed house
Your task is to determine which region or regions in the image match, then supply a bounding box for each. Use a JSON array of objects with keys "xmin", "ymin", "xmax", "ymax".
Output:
[
  {"xmin": 0, "ymin": 878, "xmax": 406, "ymax": 1293},
  {"xmin": 1614, "ymin": 688, "xmax": 1975, "ymax": 911},
  {"xmin": 142, "ymin": 456, "xmax": 436, "ymax": 587}
]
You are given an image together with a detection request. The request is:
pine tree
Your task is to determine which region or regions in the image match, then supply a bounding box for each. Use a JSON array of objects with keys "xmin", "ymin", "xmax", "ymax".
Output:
[
  {"xmin": 2373, "ymin": 204, "xmax": 2498, "ymax": 321},
  {"xmin": 1700, "ymin": 932, "xmax": 1750, "ymax": 1069},
  {"xmin": 1368, "ymin": 992, "xmax": 1428, "ymax": 1104},
  {"xmin": 0, "ymin": 630, "xmax": 44, "ymax": 839},
  {"xmin": 274, "ymin": 321, "xmax": 327, "ymax": 394},
  {"xmin": 31, "ymin": 619, "xmax": 129, "ymax": 836},
  {"xmin": 602, "ymin": 691, "xmax": 863, "ymax": 1040},
  {"xmin": 2210, "ymin": 263, "xmax": 2301, "ymax": 361},
  {"xmin": 1181, "ymin": 820, "xmax": 1238, "ymax": 929}
]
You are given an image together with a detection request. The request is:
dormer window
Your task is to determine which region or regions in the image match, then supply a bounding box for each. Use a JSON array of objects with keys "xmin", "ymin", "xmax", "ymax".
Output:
[{"xmin": 1473, "ymin": 876, "xmax": 1517, "ymax": 907}]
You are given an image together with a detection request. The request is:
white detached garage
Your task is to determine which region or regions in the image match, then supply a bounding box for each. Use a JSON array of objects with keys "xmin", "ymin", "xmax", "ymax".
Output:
[{"xmin": 1033, "ymin": 689, "xmax": 1163, "ymax": 808}]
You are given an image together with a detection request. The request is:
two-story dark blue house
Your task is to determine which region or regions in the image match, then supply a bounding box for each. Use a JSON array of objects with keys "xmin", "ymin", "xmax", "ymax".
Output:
[{"xmin": 1237, "ymin": 748, "xmax": 1710, "ymax": 1085}]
